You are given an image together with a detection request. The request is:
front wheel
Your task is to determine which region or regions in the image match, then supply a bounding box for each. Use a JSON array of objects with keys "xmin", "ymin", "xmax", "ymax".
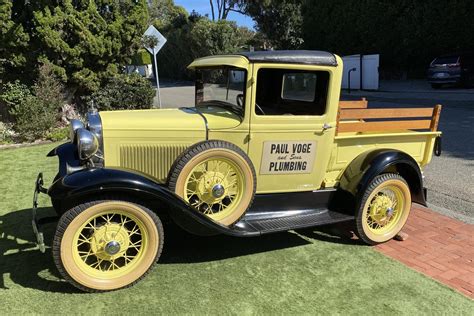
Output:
[
  {"xmin": 53, "ymin": 198, "xmax": 164, "ymax": 292},
  {"xmin": 355, "ymin": 173, "xmax": 411, "ymax": 245}
]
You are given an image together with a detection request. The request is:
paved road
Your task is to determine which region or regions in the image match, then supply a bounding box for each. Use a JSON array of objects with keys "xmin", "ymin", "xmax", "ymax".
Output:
[
  {"xmin": 158, "ymin": 80, "xmax": 474, "ymax": 223},
  {"xmin": 345, "ymin": 81, "xmax": 474, "ymax": 223}
]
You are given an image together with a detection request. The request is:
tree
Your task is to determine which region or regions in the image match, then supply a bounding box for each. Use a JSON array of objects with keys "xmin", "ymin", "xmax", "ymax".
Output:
[
  {"xmin": 0, "ymin": 0, "xmax": 30, "ymax": 82},
  {"xmin": 238, "ymin": 0, "xmax": 303, "ymax": 49},
  {"xmin": 301, "ymin": 0, "xmax": 474, "ymax": 77},
  {"xmin": 208, "ymin": 0, "xmax": 244, "ymax": 21},
  {"xmin": 0, "ymin": 0, "xmax": 149, "ymax": 97},
  {"xmin": 156, "ymin": 12, "xmax": 254, "ymax": 80},
  {"xmin": 148, "ymin": 0, "xmax": 188, "ymax": 29}
]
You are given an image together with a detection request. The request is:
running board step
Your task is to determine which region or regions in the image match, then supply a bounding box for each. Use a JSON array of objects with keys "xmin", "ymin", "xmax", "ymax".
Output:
[{"xmin": 233, "ymin": 209, "xmax": 354, "ymax": 235}]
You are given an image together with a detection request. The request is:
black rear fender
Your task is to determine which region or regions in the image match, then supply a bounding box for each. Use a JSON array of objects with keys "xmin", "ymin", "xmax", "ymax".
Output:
[{"xmin": 339, "ymin": 149, "xmax": 426, "ymax": 207}]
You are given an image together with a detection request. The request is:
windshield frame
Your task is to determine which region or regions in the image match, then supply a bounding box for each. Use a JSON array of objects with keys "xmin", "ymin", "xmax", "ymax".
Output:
[{"xmin": 194, "ymin": 66, "xmax": 247, "ymax": 117}]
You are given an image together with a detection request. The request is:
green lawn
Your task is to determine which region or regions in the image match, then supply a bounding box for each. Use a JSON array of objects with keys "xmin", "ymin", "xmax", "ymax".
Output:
[{"xmin": 0, "ymin": 143, "xmax": 471, "ymax": 314}]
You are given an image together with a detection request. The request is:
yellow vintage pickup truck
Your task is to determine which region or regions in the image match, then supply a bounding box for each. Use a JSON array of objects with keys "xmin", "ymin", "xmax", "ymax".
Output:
[{"xmin": 33, "ymin": 50, "xmax": 442, "ymax": 292}]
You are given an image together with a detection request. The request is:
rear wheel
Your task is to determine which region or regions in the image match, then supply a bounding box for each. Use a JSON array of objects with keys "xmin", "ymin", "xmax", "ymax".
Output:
[
  {"xmin": 53, "ymin": 198, "xmax": 163, "ymax": 292},
  {"xmin": 355, "ymin": 173, "xmax": 411, "ymax": 245}
]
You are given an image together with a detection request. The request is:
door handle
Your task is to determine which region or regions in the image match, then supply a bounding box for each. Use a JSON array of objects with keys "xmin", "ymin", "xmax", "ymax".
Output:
[
  {"xmin": 314, "ymin": 123, "xmax": 335, "ymax": 133},
  {"xmin": 322, "ymin": 123, "xmax": 333, "ymax": 131}
]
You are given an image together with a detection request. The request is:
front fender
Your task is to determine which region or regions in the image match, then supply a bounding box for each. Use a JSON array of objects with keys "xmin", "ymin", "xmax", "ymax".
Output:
[
  {"xmin": 339, "ymin": 149, "xmax": 426, "ymax": 206},
  {"xmin": 48, "ymin": 167, "xmax": 238, "ymax": 236},
  {"xmin": 47, "ymin": 142, "xmax": 80, "ymax": 177}
]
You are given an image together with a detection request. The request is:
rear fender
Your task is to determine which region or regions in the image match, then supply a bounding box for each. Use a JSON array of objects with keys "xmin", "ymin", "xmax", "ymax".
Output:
[{"xmin": 339, "ymin": 149, "xmax": 426, "ymax": 207}]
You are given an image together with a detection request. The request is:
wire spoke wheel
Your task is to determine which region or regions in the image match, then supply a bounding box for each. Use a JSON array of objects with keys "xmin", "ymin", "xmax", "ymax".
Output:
[
  {"xmin": 355, "ymin": 173, "xmax": 411, "ymax": 244},
  {"xmin": 185, "ymin": 157, "xmax": 244, "ymax": 220},
  {"xmin": 53, "ymin": 200, "xmax": 163, "ymax": 292},
  {"xmin": 169, "ymin": 141, "xmax": 256, "ymax": 226},
  {"xmin": 74, "ymin": 211, "xmax": 145, "ymax": 275}
]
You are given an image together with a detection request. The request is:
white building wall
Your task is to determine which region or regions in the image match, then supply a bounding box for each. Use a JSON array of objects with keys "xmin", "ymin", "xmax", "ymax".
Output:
[{"xmin": 341, "ymin": 54, "xmax": 379, "ymax": 90}]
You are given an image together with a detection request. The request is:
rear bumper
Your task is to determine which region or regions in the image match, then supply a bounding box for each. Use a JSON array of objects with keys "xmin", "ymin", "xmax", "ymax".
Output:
[{"xmin": 427, "ymin": 74, "xmax": 461, "ymax": 84}]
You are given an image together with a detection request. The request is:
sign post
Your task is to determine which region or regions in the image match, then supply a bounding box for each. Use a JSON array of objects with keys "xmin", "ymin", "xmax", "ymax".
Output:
[{"xmin": 143, "ymin": 25, "xmax": 167, "ymax": 108}]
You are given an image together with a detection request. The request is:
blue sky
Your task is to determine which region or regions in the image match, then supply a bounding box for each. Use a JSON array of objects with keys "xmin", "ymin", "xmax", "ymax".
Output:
[{"xmin": 174, "ymin": 0, "xmax": 255, "ymax": 29}]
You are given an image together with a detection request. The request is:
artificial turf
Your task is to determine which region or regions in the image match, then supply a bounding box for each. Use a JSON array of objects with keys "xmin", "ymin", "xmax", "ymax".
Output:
[{"xmin": 0, "ymin": 143, "xmax": 472, "ymax": 314}]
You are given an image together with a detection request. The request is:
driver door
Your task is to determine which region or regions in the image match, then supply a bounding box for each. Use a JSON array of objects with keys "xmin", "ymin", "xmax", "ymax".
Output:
[{"xmin": 247, "ymin": 64, "xmax": 338, "ymax": 194}]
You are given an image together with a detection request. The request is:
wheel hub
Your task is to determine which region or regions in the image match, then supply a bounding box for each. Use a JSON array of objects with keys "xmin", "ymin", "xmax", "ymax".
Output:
[
  {"xmin": 89, "ymin": 223, "xmax": 130, "ymax": 260},
  {"xmin": 196, "ymin": 172, "xmax": 228, "ymax": 204},
  {"xmin": 369, "ymin": 194, "xmax": 394, "ymax": 225}
]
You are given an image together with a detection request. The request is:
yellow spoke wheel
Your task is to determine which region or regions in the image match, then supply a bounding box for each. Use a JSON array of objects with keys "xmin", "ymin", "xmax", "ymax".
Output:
[
  {"xmin": 355, "ymin": 173, "xmax": 411, "ymax": 245},
  {"xmin": 53, "ymin": 199, "xmax": 163, "ymax": 292},
  {"xmin": 169, "ymin": 141, "xmax": 256, "ymax": 226}
]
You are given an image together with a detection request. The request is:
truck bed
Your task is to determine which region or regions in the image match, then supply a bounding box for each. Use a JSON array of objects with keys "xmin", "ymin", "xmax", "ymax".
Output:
[{"xmin": 324, "ymin": 99, "xmax": 442, "ymax": 187}]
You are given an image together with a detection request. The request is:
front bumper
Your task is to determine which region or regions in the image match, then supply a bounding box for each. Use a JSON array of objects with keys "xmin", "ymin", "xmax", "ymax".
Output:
[{"xmin": 32, "ymin": 173, "xmax": 58, "ymax": 253}]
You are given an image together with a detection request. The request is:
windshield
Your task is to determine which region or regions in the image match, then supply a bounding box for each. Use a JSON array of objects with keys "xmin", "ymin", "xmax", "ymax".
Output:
[
  {"xmin": 195, "ymin": 67, "xmax": 246, "ymax": 115},
  {"xmin": 432, "ymin": 56, "xmax": 459, "ymax": 65}
]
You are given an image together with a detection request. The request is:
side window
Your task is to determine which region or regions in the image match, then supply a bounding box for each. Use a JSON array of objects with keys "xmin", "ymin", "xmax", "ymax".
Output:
[{"xmin": 256, "ymin": 68, "xmax": 329, "ymax": 116}]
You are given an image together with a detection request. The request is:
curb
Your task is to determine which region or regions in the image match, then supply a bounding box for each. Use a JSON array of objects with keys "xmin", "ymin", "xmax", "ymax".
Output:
[{"xmin": 0, "ymin": 140, "xmax": 53, "ymax": 151}]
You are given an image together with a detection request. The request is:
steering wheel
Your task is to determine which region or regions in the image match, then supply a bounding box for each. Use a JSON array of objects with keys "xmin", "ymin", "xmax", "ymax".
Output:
[
  {"xmin": 255, "ymin": 103, "xmax": 265, "ymax": 115},
  {"xmin": 236, "ymin": 94, "xmax": 244, "ymax": 107}
]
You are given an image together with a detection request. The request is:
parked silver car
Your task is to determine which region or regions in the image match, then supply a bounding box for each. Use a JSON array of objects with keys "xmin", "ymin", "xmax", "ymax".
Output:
[{"xmin": 427, "ymin": 53, "xmax": 474, "ymax": 89}]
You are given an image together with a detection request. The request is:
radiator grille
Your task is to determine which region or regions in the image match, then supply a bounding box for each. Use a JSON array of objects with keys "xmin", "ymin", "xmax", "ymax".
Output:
[{"xmin": 119, "ymin": 144, "xmax": 189, "ymax": 183}]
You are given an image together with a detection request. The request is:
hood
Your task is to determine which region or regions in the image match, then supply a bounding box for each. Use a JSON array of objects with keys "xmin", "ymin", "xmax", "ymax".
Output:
[{"xmin": 100, "ymin": 107, "xmax": 241, "ymax": 132}]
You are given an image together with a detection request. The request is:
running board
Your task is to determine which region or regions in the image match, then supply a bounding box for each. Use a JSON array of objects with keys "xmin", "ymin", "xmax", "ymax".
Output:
[
  {"xmin": 232, "ymin": 208, "xmax": 353, "ymax": 235},
  {"xmin": 169, "ymin": 189, "xmax": 355, "ymax": 237}
]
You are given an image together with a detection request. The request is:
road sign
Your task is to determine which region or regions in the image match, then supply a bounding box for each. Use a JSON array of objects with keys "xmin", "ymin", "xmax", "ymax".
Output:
[
  {"xmin": 144, "ymin": 25, "xmax": 167, "ymax": 55},
  {"xmin": 143, "ymin": 25, "xmax": 167, "ymax": 108}
]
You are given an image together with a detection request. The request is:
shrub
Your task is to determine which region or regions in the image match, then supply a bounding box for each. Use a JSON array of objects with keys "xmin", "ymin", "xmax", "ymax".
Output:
[
  {"xmin": 0, "ymin": 64, "xmax": 65, "ymax": 141},
  {"xmin": 0, "ymin": 121, "xmax": 15, "ymax": 144},
  {"xmin": 88, "ymin": 73, "xmax": 155, "ymax": 111},
  {"xmin": 0, "ymin": 81, "xmax": 31, "ymax": 109},
  {"xmin": 46, "ymin": 126, "xmax": 69, "ymax": 142},
  {"xmin": 9, "ymin": 94, "xmax": 58, "ymax": 141}
]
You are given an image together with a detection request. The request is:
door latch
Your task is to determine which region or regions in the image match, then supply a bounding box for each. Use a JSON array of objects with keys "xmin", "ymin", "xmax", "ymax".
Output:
[{"xmin": 322, "ymin": 123, "xmax": 333, "ymax": 131}]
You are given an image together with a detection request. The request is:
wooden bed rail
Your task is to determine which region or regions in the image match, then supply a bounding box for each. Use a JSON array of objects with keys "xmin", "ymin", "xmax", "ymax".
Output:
[
  {"xmin": 336, "ymin": 104, "xmax": 442, "ymax": 135},
  {"xmin": 339, "ymin": 98, "xmax": 368, "ymax": 109}
]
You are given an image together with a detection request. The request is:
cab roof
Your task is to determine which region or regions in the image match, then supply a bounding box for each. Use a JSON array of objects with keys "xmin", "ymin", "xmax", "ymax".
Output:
[
  {"xmin": 188, "ymin": 50, "xmax": 338, "ymax": 69},
  {"xmin": 239, "ymin": 50, "xmax": 338, "ymax": 66}
]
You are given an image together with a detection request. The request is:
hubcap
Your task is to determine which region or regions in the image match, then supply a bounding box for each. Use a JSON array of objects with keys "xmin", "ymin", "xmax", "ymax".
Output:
[
  {"xmin": 105, "ymin": 241, "xmax": 121, "ymax": 255},
  {"xmin": 212, "ymin": 184, "xmax": 225, "ymax": 198}
]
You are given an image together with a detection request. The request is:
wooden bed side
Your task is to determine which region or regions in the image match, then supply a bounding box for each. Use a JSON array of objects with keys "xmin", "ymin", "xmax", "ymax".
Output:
[{"xmin": 336, "ymin": 104, "xmax": 442, "ymax": 135}]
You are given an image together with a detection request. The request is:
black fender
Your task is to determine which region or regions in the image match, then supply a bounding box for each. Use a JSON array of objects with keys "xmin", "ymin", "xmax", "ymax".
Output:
[
  {"xmin": 47, "ymin": 142, "xmax": 81, "ymax": 177},
  {"xmin": 47, "ymin": 167, "xmax": 245, "ymax": 236},
  {"xmin": 339, "ymin": 149, "xmax": 426, "ymax": 207}
]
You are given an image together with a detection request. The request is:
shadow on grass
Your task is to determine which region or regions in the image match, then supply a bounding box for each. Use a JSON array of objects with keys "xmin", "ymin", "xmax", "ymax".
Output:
[{"xmin": 0, "ymin": 208, "xmax": 361, "ymax": 293}]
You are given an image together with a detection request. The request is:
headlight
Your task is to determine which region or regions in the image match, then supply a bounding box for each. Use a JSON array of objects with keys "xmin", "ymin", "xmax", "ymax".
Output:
[
  {"xmin": 76, "ymin": 128, "xmax": 99, "ymax": 160},
  {"xmin": 70, "ymin": 119, "xmax": 84, "ymax": 142}
]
